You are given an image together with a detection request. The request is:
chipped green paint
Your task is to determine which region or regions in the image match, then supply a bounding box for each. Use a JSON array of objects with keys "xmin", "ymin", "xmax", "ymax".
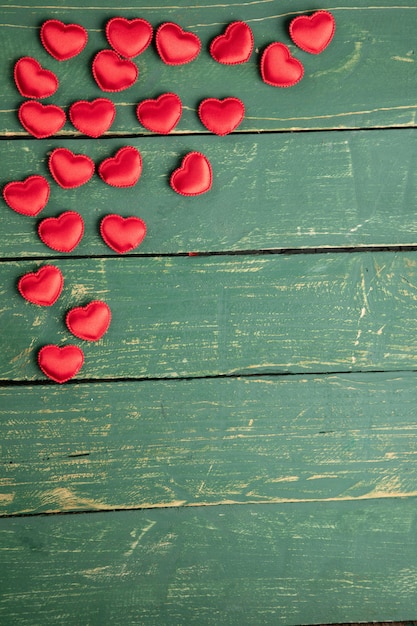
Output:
[
  {"xmin": 1, "ymin": 500, "xmax": 417, "ymax": 624},
  {"xmin": 1, "ymin": 252, "xmax": 417, "ymax": 381},
  {"xmin": 1, "ymin": 0, "xmax": 417, "ymax": 624},
  {"xmin": 3, "ymin": 130, "xmax": 417, "ymax": 256},
  {"xmin": 1, "ymin": 372, "xmax": 417, "ymax": 516},
  {"xmin": 2, "ymin": 1, "xmax": 417, "ymax": 134}
]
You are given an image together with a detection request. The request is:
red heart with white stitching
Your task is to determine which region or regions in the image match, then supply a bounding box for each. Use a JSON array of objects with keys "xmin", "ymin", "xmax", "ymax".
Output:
[
  {"xmin": 170, "ymin": 152, "xmax": 212, "ymax": 196},
  {"xmin": 106, "ymin": 17, "xmax": 153, "ymax": 58},
  {"xmin": 18, "ymin": 265, "xmax": 63, "ymax": 306},
  {"xmin": 198, "ymin": 97, "xmax": 244, "ymax": 136},
  {"xmin": 210, "ymin": 21, "xmax": 254, "ymax": 65},
  {"xmin": 40, "ymin": 19, "xmax": 88, "ymax": 61},
  {"xmin": 69, "ymin": 98, "xmax": 116, "ymax": 137},
  {"xmin": 136, "ymin": 93, "xmax": 182, "ymax": 134},
  {"xmin": 18, "ymin": 101, "xmax": 66, "ymax": 138},
  {"xmin": 260, "ymin": 42, "xmax": 304, "ymax": 87},
  {"xmin": 66, "ymin": 301, "xmax": 112, "ymax": 341},
  {"xmin": 290, "ymin": 11, "xmax": 335, "ymax": 55},
  {"xmin": 156, "ymin": 22, "xmax": 201, "ymax": 65},
  {"xmin": 92, "ymin": 50, "xmax": 138, "ymax": 92},
  {"xmin": 14, "ymin": 57, "xmax": 58, "ymax": 99},
  {"xmin": 100, "ymin": 214, "xmax": 147, "ymax": 253},
  {"xmin": 98, "ymin": 146, "xmax": 142, "ymax": 187},
  {"xmin": 3, "ymin": 175, "xmax": 50, "ymax": 216},
  {"xmin": 38, "ymin": 211, "xmax": 84, "ymax": 252},
  {"xmin": 49, "ymin": 148, "xmax": 95, "ymax": 188},
  {"xmin": 38, "ymin": 344, "xmax": 84, "ymax": 383}
]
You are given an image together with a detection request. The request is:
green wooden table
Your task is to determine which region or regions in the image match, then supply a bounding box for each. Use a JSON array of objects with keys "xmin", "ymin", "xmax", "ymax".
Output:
[{"xmin": 2, "ymin": 1, "xmax": 417, "ymax": 623}]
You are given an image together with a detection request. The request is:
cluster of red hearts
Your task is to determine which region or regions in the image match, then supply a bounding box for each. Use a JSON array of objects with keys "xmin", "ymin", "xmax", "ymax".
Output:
[
  {"xmin": 18, "ymin": 267, "xmax": 110, "ymax": 384},
  {"xmin": 4, "ymin": 11, "xmax": 335, "ymax": 383},
  {"xmin": 14, "ymin": 12, "xmax": 335, "ymax": 139}
]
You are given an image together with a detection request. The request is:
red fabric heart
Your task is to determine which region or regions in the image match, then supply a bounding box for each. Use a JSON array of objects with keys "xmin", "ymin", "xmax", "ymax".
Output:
[
  {"xmin": 40, "ymin": 19, "xmax": 88, "ymax": 61},
  {"xmin": 260, "ymin": 42, "xmax": 304, "ymax": 87},
  {"xmin": 136, "ymin": 93, "xmax": 182, "ymax": 134},
  {"xmin": 290, "ymin": 11, "xmax": 335, "ymax": 54},
  {"xmin": 106, "ymin": 17, "xmax": 153, "ymax": 58},
  {"xmin": 48, "ymin": 148, "xmax": 95, "ymax": 188},
  {"xmin": 19, "ymin": 101, "xmax": 66, "ymax": 138},
  {"xmin": 100, "ymin": 214, "xmax": 147, "ymax": 253},
  {"xmin": 14, "ymin": 57, "xmax": 58, "ymax": 99},
  {"xmin": 156, "ymin": 22, "xmax": 201, "ymax": 65},
  {"xmin": 66, "ymin": 301, "xmax": 111, "ymax": 341},
  {"xmin": 92, "ymin": 50, "xmax": 138, "ymax": 92},
  {"xmin": 98, "ymin": 146, "xmax": 142, "ymax": 187},
  {"xmin": 38, "ymin": 345, "xmax": 84, "ymax": 383},
  {"xmin": 3, "ymin": 175, "xmax": 50, "ymax": 217},
  {"xmin": 18, "ymin": 265, "xmax": 63, "ymax": 306},
  {"xmin": 38, "ymin": 211, "xmax": 84, "ymax": 252},
  {"xmin": 69, "ymin": 98, "xmax": 116, "ymax": 137},
  {"xmin": 198, "ymin": 97, "xmax": 244, "ymax": 136},
  {"xmin": 210, "ymin": 21, "xmax": 254, "ymax": 65},
  {"xmin": 170, "ymin": 152, "xmax": 212, "ymax": 196}
]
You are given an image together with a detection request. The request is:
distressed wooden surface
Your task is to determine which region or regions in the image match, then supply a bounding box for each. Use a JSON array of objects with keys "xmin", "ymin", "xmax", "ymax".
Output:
[
  {"xmin": 1, "ymin": 372, "xmax": 417, "ymax": 516},
  {"xmin": 2, "ymin": 130, "xmax": 417, "ymax": 257},
  {"xmin": 1, "ymin": 499, "xmax": 417, "ymax": 625},
  {"xmin": 2, "ymin": 251, "xmax": 417, "ymax": 382},
  {"xmin": 2, "ymin": 0, "xmax": 417, "ymax": 623},
  {"xmin": 1, "ymin": 1, "xmax": 417, "ymax": 135}
]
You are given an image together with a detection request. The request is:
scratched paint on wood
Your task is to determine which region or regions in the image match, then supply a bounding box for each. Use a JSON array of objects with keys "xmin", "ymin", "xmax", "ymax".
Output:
[
  {"xmin": 2, "ymin": 130, "xmax": 417, "ymax": 257},
  {"xmin": 1, "ymin": 372, "xmax": 417, "ymax": 515},
  {"xmin": 1, "ymin": 500, "xmax": 417, "ymax": 624},
  {"xmin": 1, "ymin": 0, "xmax": 417, "ymax": 623},
  {"xmin": 1, "ymin": 1, "xmax": 417, "ymax": 134},
  {"xmin": 1, "ymin": 252, "xmax": 417, "ymax": 381}
]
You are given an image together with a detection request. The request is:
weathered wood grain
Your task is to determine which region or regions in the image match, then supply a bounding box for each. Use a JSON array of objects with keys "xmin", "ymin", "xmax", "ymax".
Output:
[
  {"xmin": 1, "ymin": 1, "xmax": 417, "ymax": 135},
  {"xmin": 1, "ymin": 251, "xmax": 417, "ymax": 382},
  {"xmin": 2, "ymin": 130, "xmax": 417, "ymax": 257},
  {"xmin": 1, "ymin": 372, "xmax": 417, "ymax": 516},
  {"xmin": 2, "ymin": 2, "xmax": 417, "ymax": 624},
  {"xmin": 1, "ymin": 499, "xmax": 417, "ymax": 624}
]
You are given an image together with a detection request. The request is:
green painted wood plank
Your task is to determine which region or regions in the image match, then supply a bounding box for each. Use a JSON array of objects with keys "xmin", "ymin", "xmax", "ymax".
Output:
[
  {"xmin": 2, "ymin": 130, "xmax": 417, "ymax": 256},
  {"xmin": 2, "ymin": 251, "xmax": 417, "ymax": 382},
  {"xmin": 1, "ymin": 499, "xmax": 417, "ymax": 624},
  {"xmin": 1, "ymin": 1, "xmax": 417, "ymax": 135},
  {"xmin": 1, "ymin": 372, "xmax": 417, "ymax": 515}
]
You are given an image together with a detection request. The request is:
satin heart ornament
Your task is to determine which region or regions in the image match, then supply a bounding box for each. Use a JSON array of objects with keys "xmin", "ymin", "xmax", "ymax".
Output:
[
  {"xmin": 38, "ymin": 345, "xmax": 84, "ymax": 383},
  {"xmin": 69, "ymin": 98, "xmax": 116, "ymax": 137},
  {"xmin": 40, "ymin": 19, "xmax": 88, "ymax": 61},
  {"xmin": 106, "ymin": 17, "xmax": 153, "ymax": 58},
  {"xmin": 290, "ymin": 11, "xmax": 335, "ymax": 54},
  {"xmin": 3, "ymin": 175, "xmax": 50, "ymax": 216},
  {"xmin": 98, "ymin": 146, "xmax": 142, "ymax": 187},
  {"xmin": 92, "ymin": 50, "xmax": 138, "ymax": 92},
  {"xmin": 136, "ymin": 93, "xmax": 182, "ymax": 134},
  {"xmin": 66, "ymin": 301, "xmax": 112, "ymax": 341},
  {"xmin": 48, "ymin": 148, "xmax": 95, "ymax": 188},
  {"xmin": 260, "ymin": 42, "xmax": 304, "ymax": 87},
  {"xmin": 100, "ymin": 214, "xmax": 147, "ymax": 253},
  {"xmin": 38, "ymin": 211, "xmax": 84, "ymax": 252},
  {"xmin": 198, "ymin": 97, "xmax": 244, "ymax": 136},
  {"xmin": 19, "ymin": 101, "xmax": 66, "ymax": 138},
  {"xmin": 18, "ymin": 265, "xmax": 63, "ymax": 306},
  {"xmin": 14, "ymin": 57, "xmax": 58, "ymax": 99},
  {"xmin": 210, "ymin": 21, "xmax": 254, "ymax": 64},
  {"xmin": 170, "ymin": 152, "xmax": 212, "ymax": 196},
  {"xmin": 156, "ymin": 22, "xmax": 201, "ymax": 65}
]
